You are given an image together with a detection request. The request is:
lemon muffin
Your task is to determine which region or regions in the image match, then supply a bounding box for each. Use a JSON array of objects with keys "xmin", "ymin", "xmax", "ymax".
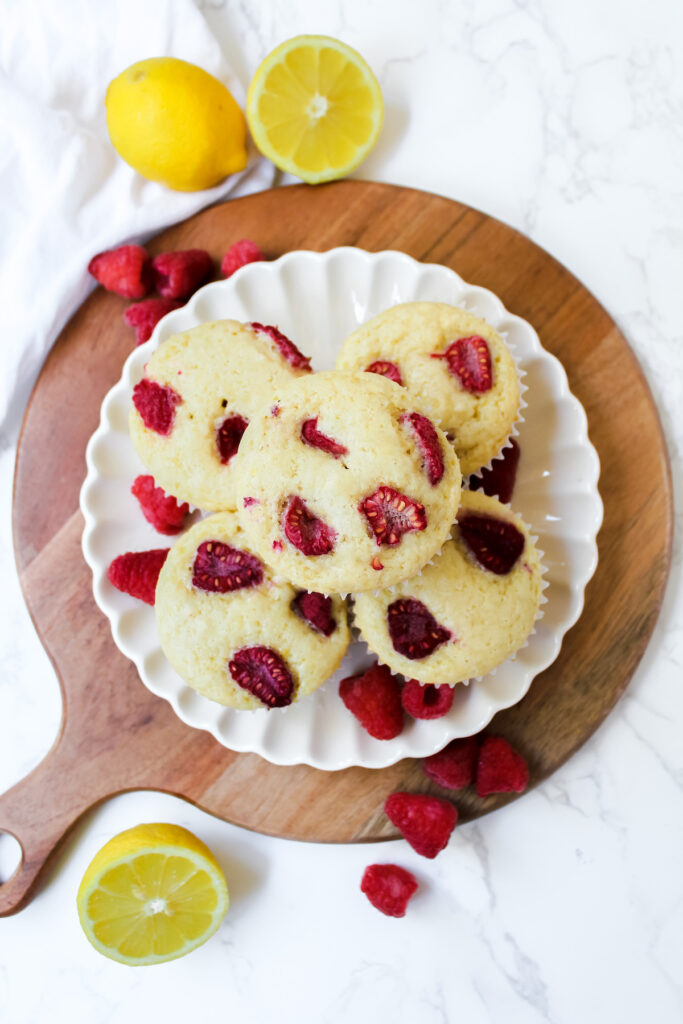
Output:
[
  {"xmin": 353, "ymin": 490, "xmax": 543, "ymax": 684},
  {"xmin": 155, "ymin": 511, "xmax": 349, "ymax": 710},
  {"xmin": 130, "ymin": 320, "xmax": 311, "ymax": 512},
  {"xmin": 336, "ymin": 301, "xmax": 520, "ymax": 475},
  {"xmin": 233, "ymin": 371, "xmax": 461, "ymax": 594}
]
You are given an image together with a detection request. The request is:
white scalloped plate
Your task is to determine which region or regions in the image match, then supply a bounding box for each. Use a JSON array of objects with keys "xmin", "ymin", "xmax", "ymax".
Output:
[{"xmin": 80, "ymin": 248, "xmax": 602, "ymax": 770}]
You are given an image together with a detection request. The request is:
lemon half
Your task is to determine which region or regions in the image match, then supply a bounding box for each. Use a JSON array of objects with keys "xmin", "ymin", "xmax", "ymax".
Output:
[
  {"xmin": 247, "ymin": 35, "xmax": 383, "ymax": 183},
  {"xmin": 77, "ymin": 824, "xmax": 229, "ymax": 965},
  {"xmin": 106, "ymin": 57, "xmax": 247, "ymax": 191}
]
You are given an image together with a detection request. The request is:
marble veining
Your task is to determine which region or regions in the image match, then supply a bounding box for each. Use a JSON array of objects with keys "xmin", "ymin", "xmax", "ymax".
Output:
[{"xmin": 1, "ymin": 1, "xmax": 682, "ymax": 1021}]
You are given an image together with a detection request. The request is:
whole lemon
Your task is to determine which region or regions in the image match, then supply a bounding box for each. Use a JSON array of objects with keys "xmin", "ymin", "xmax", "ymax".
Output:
[{"xmin": 106, "ymin": 57, "xmax": 248, "ymax": 191}]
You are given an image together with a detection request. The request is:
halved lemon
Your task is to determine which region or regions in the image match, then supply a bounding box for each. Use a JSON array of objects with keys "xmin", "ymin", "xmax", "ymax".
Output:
[
  {"xmin": 77, "ymin": 824, "xmax": 229, "ymax": 965},
  {"xmin": 247, "ymin": 35, "xmax": 383, "ymax": 183}
]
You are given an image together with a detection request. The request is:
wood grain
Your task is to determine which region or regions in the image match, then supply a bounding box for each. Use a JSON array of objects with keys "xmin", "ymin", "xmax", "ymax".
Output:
[{"xmin": 2, "ymin": 181, "xmax": 672, "ymax": 916}]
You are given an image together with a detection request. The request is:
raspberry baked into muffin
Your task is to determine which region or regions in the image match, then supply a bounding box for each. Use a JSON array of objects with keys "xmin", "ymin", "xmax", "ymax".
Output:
[
  {"xmin": 233, "ymin": 371, "xmax": 461, "ymax": 594},
  {"xmin": 155, "ymin": 511, "xmax": 349, "ymax": 710},
  {"xmin": 352, "ymin": 490, "xmax": 544, "ymax": 684},
  {"xmin": 130, "ymin": 319, "xmax": 311, "ymax": 512},
  {"xmin": 336, "ymin": 301, "xmax": 520, "ymax": 475}
]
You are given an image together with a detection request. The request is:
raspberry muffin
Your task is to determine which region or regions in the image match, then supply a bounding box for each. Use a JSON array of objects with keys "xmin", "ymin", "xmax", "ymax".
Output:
[
  {"xmin": 233, "ymin": 371, "xmax": 461, "ymax": 594},
  {"xmin": 353, "ymin": 490, "xmax": 544, "ymax": 684},
  {"xmin": 336, "ymin": 301, "xmax": 520, "ymax": 475},
  {"xmin": 130, "ymin": 320, "xmax": 311, "ymax": 512},
  {"xmin": 155, "ymin": 511, "xmax": 349, "ymax": 710}
]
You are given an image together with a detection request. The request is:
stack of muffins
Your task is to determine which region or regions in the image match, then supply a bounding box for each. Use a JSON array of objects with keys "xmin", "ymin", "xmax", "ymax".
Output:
[{"xmin": 130, "ymin": 303, "xmax": 544, "ymax": 712}]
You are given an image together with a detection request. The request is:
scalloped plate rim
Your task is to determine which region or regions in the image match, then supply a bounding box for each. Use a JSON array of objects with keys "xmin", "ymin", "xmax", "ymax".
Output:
[{"xmin": 80, "ymin": 247, "xmax": 603, "ymax": 770}]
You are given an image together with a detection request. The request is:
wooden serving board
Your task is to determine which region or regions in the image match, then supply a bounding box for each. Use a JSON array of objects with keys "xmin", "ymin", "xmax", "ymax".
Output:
[{"xmin": 2, "ymin": 182, "xmax": 672, "ymax": 916}]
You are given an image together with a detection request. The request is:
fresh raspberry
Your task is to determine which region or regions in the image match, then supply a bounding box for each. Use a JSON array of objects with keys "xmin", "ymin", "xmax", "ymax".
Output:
[
  {"xmin": 221, "ymin": 238, "xmax": 264, "ymax": 277},
  {"xmin": 132, "ymin": 379, "xmax": 182, "ymax": 436},
  {"xmin": 366, "ymin": 360, "xmax": 403, "ymax": 385},
  {"xmin": 468, "ymin": 438, "xmax": 520, "ymax": 504},
  {"xmin": 339, "ymin": 663, "xmax": 403, "ymax": 740},
  {"xmin": 229, "ymin": 645, "xmax": 293, "ymax": 708},
  {"xmin": 359, "ymin": 486, "xmax": 427, "ymax": 547},
  {"xmin": 361, "ymin": 864, "xmax": 418, "ymax": 918},
  {"xmin": 151, "ymin": 249, "xmax": 213, "ymax": 300},
  {"xmin": 301, "ymin": 417, "xmax": 348, "ymax": 458},
  {"xmin": 131, "ymin": 475, "xmax": 189, "ymax": 535},
  {"xmin": 292, "ymin": 591, "xmax": 337, "ymax": 636},
  {"xmin": 107, "ymin": 548, "xmax": 169, "ymax": 605},
  {"xmin": 476, "ymin": 736, "xmax": 529, "ymax": 796},
  {"xmin": 422, "ymin": 736, "xmax": 479, "ymax": 790},
  {"xmin": 387, "ymin": 598, "xmax": 452, "ymax": 660},
  {"xmin": 283, "ymin": 496, "xmax": 336, "ymax": 556},
  {"xmin": 243, "ymin": 496, "xmax": 259, "ymax": 507},
  {"xmin": 400, "ymin": 412, "xmax": 444, "ymax": 485},
  {"xmin": 192, "ymin": 541, "xmax": 263, "ymax": 593},
  {"xmin": 401, "ymin": 679, "xmax": 454, "ymax": 719},
  {"xmin": 88, "ymin": 244, "xmax": 151, "ymax": 298},
  {"xmin": 216, "ymin": 414, "xmax": 249, "ymax": 464},
  {"xmin": 124, "ymin": 297, "xmax": 181, "ymax": 345},
  {"xmin": 458, "ymin": 512, "xmax": 525, "ymax": 575},
  {"xmin": 384, "ymin": 792, "xmax": 457, "ymax": 859},
  {"xmin": 432, "ymin": 335, "xmax": 493, "ymax": 393},
  {"xmin": 249, "ymin": 322, "xmax": 312, "ymax": 372}
]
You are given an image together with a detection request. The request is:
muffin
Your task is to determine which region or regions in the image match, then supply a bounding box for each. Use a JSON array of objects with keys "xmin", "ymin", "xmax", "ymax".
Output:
[
  {"xmin": 130, "ymin": 319, "xmax": 311, "ymax": 512},
  {"xmin": 155, "ymin": 510, "xmax": 349, "ymax": 710},
  {"xmin": 336, "ymin": 301, "xmax": 520, "ymax": 475},
  {"xmin": 352, "ymin": 490, "xmax": 544, "ymax": 684},
  {"xmin": 233, "ymin": 371, "xmax": 461, "ymax": 594}
]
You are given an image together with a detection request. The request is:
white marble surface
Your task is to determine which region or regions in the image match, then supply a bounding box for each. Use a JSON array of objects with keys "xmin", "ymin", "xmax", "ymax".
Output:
[{"xmin": 1, "ymin": 0, "xmax": 682, "ymax": 1021}]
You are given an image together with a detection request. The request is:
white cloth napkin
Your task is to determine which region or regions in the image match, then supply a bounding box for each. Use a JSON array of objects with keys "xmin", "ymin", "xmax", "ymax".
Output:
[{"xmin": 0, "ymin": 0, "xmax": 274, "ymax": 439}]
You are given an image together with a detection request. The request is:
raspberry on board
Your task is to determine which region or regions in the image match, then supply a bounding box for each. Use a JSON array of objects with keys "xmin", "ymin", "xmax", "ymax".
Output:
[
  {"xmin": 422, "ymin": 736, "xmax": 479, "ymax": 790},
  {"xmin": 339, "ymin": 662, "xmax": 403, "ymax": 740},
  {"xmin": 221, "ymin": 238, "xmax": 264, "ymax": 277},
  {"xmin": 88, "ymin": 244, "xmax": 151, "ymax": 299},
  {"xmin": 361, "ymin": 864, "xmax": 418, "ymax": 918},
  {"xmin": 124, "ymin": 298, "xmax": 182, "ymax": 345},
  {"xmin": 384, "ymin": 791, "xmax": 457, "ymax": 859},
  {"xmin": 151, "ymin": 249, "xmax": 213, "ymax": 300},
  {"xmin": 476, "ymin": 735, "xmax": 529, "ymax": 796}
]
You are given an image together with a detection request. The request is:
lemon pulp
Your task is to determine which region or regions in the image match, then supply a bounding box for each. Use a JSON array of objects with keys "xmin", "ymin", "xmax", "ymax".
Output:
[
  {"xmin": 77, "ymin": 823, "xmax": 229, "ymax": 965},
  {"xmin": 247, "ymin": 35, "xmax": 383, "ymax": 183}
]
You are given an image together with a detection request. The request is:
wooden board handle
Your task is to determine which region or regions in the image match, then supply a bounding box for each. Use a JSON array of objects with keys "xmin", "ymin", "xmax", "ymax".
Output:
[{"xmin": 0, "ymin": 724, "xmax": 105, "ymax": 916}]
